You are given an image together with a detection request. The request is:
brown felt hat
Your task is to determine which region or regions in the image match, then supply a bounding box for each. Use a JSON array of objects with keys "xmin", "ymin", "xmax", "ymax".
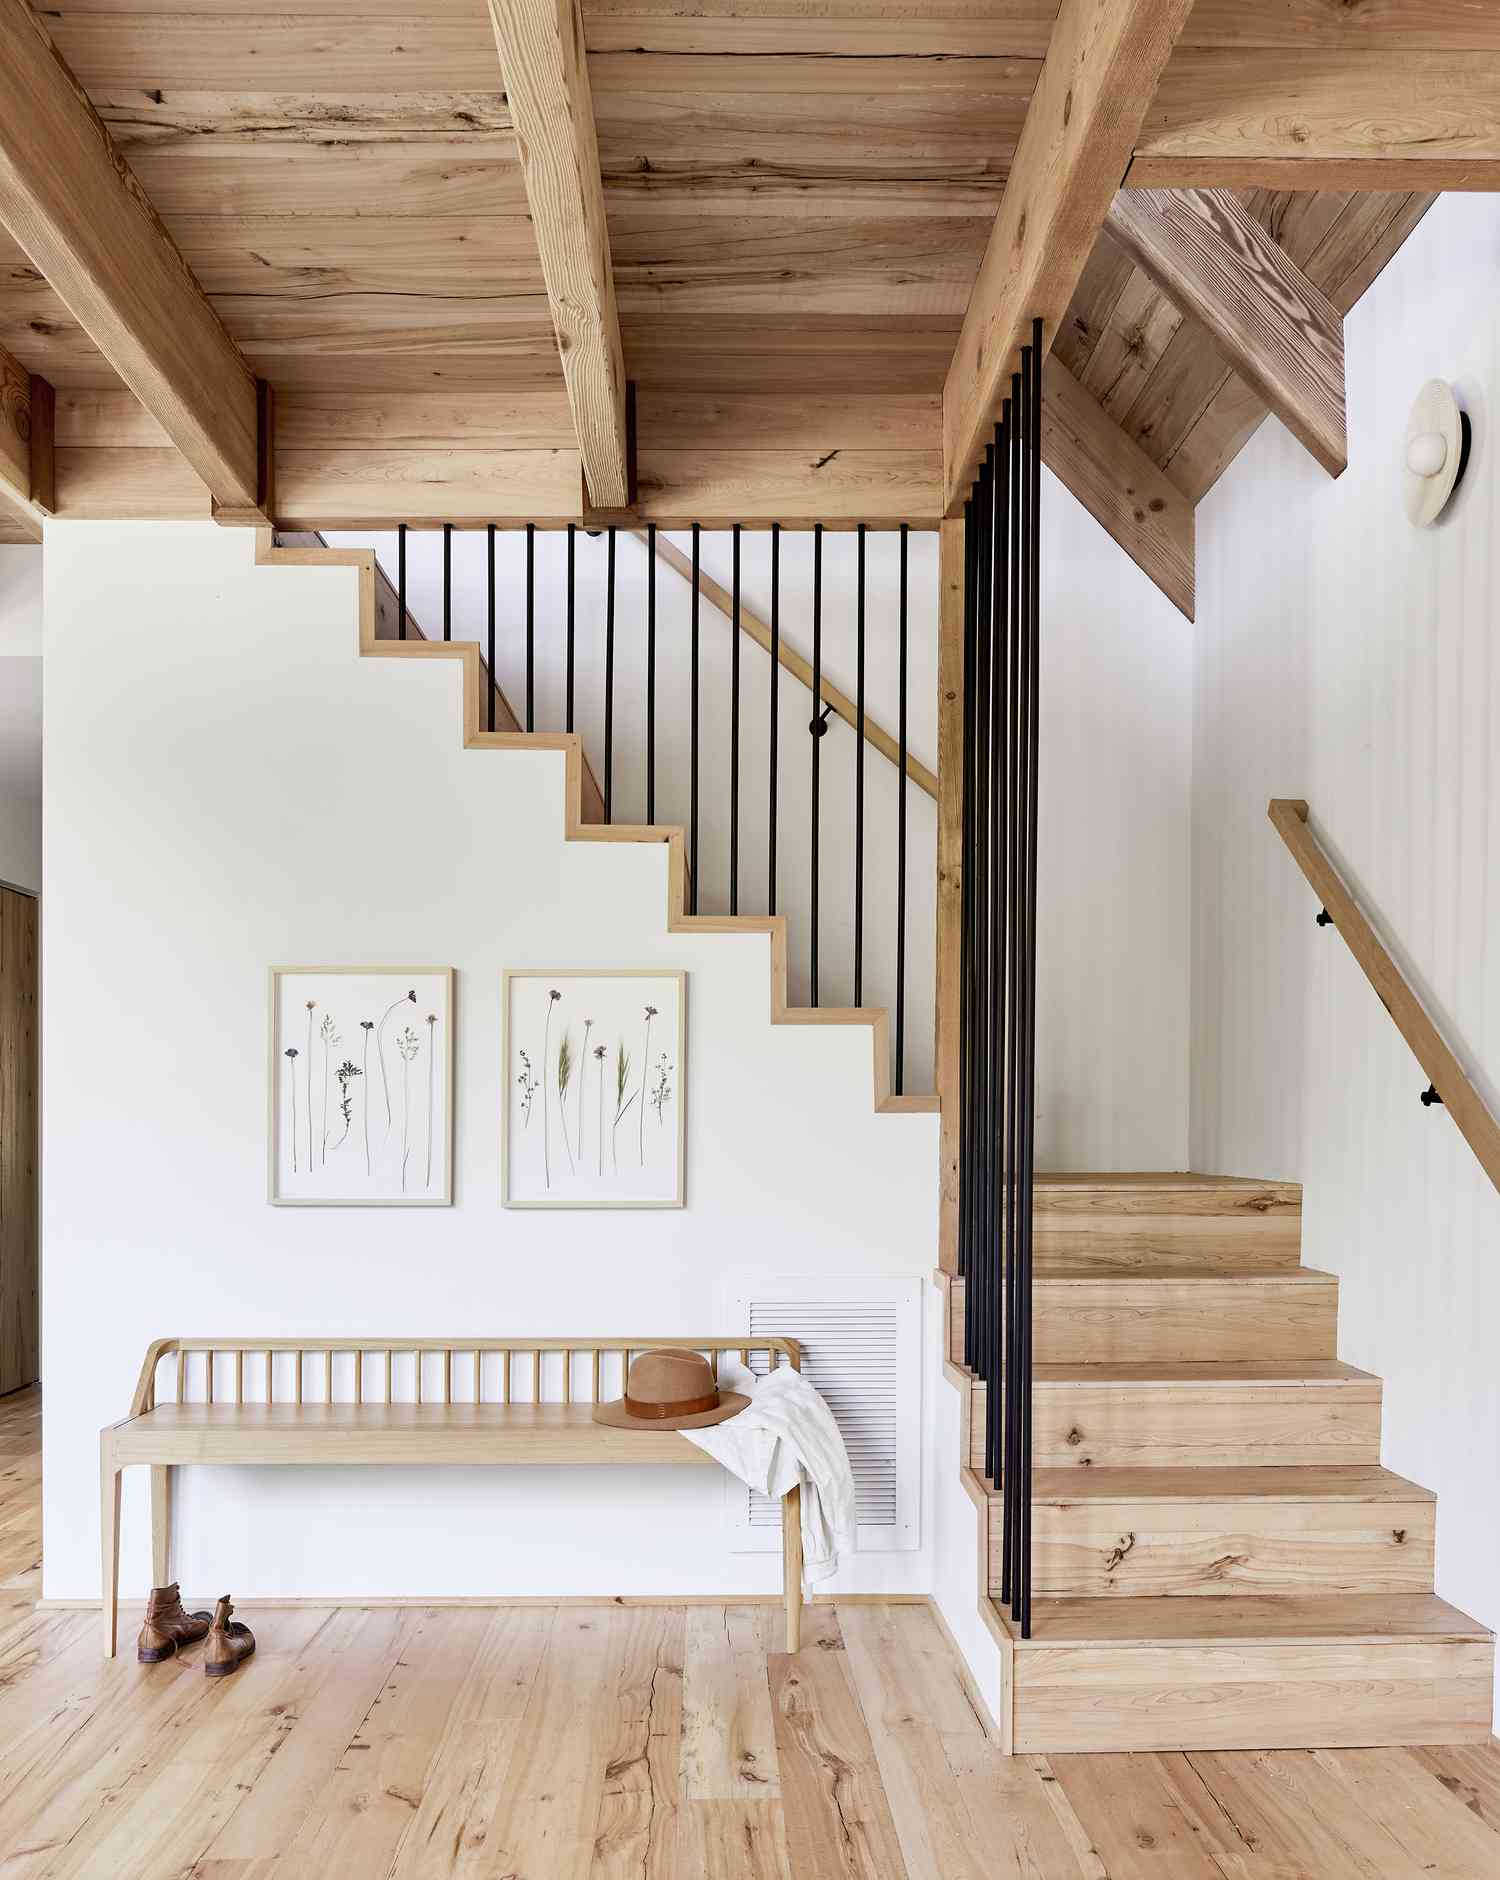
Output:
[{"xmin": 592, "ymin": 1348, "xmax": 749, "ymax": 1432}]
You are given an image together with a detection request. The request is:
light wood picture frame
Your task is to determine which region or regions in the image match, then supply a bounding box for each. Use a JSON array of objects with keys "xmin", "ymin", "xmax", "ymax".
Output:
[
  {"xmin": 502, "ymin": 969, "xmax": 686, "ymax": 1209},
  {"xmin": 269, "ymin": 966, "xmax": 455, "ymax": 1206}
]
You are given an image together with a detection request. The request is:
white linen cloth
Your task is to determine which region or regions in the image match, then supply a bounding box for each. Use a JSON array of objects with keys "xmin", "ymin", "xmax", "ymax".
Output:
[{"xmin": 683, "ymin": 1358, "xmax": 857, "ymax": 1590}]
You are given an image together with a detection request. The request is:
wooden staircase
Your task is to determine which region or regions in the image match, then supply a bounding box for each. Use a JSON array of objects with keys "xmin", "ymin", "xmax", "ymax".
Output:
[{"xmin": 940, "ymin": 1174, "xmax": 1495, "ymax": 1752}]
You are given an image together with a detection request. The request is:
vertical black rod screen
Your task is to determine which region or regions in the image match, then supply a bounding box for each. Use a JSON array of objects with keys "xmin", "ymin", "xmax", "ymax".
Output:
[
  {"xmin": 768, "ymin": 523, "xmax": 780, "ymax": 917},
  {"xmin": 566, "ymin": 524, "xmax": 576, "ymax": 734},
  {"xmin": 958, "ymin": 323, "xmax": 1043, "ymax": 1641},
  {"xmin": 646, "ymin": 524, "xmax": 657, "ymax": 824},
  {"xmin": 895, "ymin": 521, "xmax": 909, "ymax": 1093},
  {"xmin": 854, "ymin": 523, "xmax": 866, "ymax": 1006},
  {"xmin": 397, "ymin": 525, "xmax": 407, "ymax": 640},
  {"xmin": 730, "ymin": 525, "xmax": 741, "ymax": 915},
  {"xmin": 604, "ymin": 527, "xmax": 616, "ymax": 824},
  {"xmin": 690, "ymin": 523, "xmax": 700, "ymax": 914},
  {"xmin": 525, "ymin": 522, "xmax": 535, "ymax": 732},
  {"xmin": 442, "ymin": 522, "xmax": 452, "ymax": 641},
  {"xmin": 810, "ymin": 523, "xmax": 822, "ymax": 1006},
  {"xmin": 486, "ymin": 523, "xmax": 496, "ymax": 734}
]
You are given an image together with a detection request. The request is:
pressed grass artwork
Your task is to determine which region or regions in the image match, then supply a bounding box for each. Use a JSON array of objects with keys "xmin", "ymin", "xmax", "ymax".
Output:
[
  {"xmin": 270, "ymin": 968, "xmax": 454, "ymax": 1206},
  {"xmin": 503, "ymin": 969, "xmax": 685, "ymax": 1209}
]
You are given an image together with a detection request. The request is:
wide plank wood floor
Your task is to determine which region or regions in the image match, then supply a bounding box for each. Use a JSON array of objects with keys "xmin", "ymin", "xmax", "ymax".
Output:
[{"xmin": 3, "ymin": 1385, "xmax": 1498, "ymax": 1877}]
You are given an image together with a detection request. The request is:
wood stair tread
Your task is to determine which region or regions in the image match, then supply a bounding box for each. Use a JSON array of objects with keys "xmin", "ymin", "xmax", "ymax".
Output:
[
  {"xmin": 1028, "ymin": 1359, "xmax": 1376, "ymax": 1387},
  {"xmin": 1029, "ymin": 1264, "xmax": 1334, "ymax": 1283},
  {"xmin": 998, "ymin": 1592, "xmax": 1494, "ymax": 1649},
  {"xmin": 1028, "ymin": 1464, "xmax": 1434, "ymax": 1504}
]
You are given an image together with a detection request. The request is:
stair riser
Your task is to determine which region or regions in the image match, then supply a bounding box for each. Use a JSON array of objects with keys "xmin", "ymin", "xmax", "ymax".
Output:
[
  {"xmin": 1033, "ymin": 1278, "xmax": 1339, "ymax": 1365},
  {"xmin": 1034, "ymin": 1183, "xmax": 1302, "ymax": 1272},
  {"xmin": 995, "ymin": 1501, "xmax": 1436, "ymax": 1598},
  {"xmin": 1012, "ymin": 1638, "xmax": 1494, "ymax": 1752},
  {"xmin": 967, "ymin": 1380, "xmax": 1382, "ymax": 1472},
  {"xmin": 947, "ymin": 1277, "xmax": 1338, "ymax": 1367}
]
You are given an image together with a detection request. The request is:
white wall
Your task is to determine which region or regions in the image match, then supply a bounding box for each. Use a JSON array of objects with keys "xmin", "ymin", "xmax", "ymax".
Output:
[
  {"xmin": 329, "ymin": 480, "xmax": 1194, "ymax": 1171},
  {"xmin": 42, "ymin": 521, "xmax": 942, "ymax": 1601},
  {"xmin": 1191, "ymin": 191, "xmax": 1500, "ymax": 1698},
  {"xmin": 0, "ymin": 545, "xmax": 42, "ymax": 893}
]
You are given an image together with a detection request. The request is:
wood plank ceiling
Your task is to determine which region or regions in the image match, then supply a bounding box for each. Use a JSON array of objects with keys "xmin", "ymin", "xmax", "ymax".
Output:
[{"xmin": 0, "ymin": 0, "xmax": 1483, "ymax": 557}]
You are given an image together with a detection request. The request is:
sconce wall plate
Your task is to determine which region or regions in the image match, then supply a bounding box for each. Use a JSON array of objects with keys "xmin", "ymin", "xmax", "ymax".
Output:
[{"xmin": 1404, "ymin": 378, "xmax": 1469, "ymax": 526}]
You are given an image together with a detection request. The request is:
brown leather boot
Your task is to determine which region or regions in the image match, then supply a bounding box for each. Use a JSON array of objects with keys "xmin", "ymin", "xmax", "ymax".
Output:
[
  {"xmin": 204, "ymin": 1596, "xmax": 256, "ymax": 1678},
  {"xmin": 136, "ymin": 1584, "xmax": 213, "ymax": 1663}
]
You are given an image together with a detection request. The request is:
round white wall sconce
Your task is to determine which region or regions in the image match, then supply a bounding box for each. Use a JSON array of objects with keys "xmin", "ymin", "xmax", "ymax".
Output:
[{"xmin": 1403, "ymin": 379, "xmax": 1470, "ymax": 526}]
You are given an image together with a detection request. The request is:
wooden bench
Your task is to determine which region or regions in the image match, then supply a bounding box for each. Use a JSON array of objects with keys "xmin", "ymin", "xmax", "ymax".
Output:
[{"xmin": 101, "ymin": 1335, "xmax": 803, "ymax": 1657}]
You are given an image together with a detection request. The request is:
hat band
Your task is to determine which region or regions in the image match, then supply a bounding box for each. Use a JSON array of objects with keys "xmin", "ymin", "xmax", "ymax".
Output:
[{"xmin": 623, "ymin": 1389, "xmax": 720, "ymax": 1420}]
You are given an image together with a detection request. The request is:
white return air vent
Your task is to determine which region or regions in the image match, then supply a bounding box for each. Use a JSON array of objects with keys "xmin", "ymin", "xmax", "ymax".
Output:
[{"xmin": 720, "ymin": 1274, "xmax": 921, "ymax": 1553}]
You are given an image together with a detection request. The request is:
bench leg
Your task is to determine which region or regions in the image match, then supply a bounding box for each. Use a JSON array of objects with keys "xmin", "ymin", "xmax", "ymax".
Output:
[
  {"xmin": 151, "ymin": 1465, "xmax": 173, "ymax": 1588},
  {"xmin": 782, "ymin": 1481, "xmax": 802, "ymax": 1653},
  {"xmin": 100, "ymin": 1441, "xmax": 121, "ymax": 1658}
]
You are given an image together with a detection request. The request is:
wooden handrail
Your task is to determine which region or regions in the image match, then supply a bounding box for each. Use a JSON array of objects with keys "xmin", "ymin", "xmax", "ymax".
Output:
[
  {"xmin": 638, "ymin": 530, "xmax": 939, "ymax": 802},
  {"xmin": 1269, "ymin": 798, "xmax": 1500, "ymax": 1194}
]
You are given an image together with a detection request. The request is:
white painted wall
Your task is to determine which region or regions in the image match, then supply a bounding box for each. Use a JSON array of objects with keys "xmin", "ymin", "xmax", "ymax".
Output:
[
  {"xmin": 0, "ymin": 545, "xmax": 42, "ymax": 894},
  {"xmin": 1190, "ymin": 190, "xmax": 1500, "ymax": 1701},
  {"xmin": 42, "ymin": 521, "xmax": 940, "ymax": 1601}
]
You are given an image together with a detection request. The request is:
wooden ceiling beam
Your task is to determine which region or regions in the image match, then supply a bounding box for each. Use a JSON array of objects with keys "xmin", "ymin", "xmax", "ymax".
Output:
[
  {"xmin": 1133, "ymin": 49, "xmax": 1500, "ymax": 189},
  {"xmin": 0, "ymin": 341, "xmax": 51, "ymax": 542},
  {"xmin": 1105, "ymin": 188, "xmax": 1345, "ymax": 478},
  {"xmin": 1040, "ymin": 354, "xmax": 1193, "ymax": 621},
  {"xmin": 942, "ymin": 0, "xmax": 1196, "ymax": 515},
  {"xmin": 0, "ymin": 0, "xmax": 265, "ymax": 515},
  {"xmin": 487, "ymin": 0, "xmax": 628, "ymax": 510}
]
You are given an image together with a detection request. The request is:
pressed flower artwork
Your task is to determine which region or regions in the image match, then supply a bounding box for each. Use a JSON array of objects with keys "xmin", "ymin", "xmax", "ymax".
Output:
[
  {"xmin": 502, "ymin": 970, "xmax": 685, "ymax": 1208},
  {"xmin": 270, "ymin": 968, "xmax": 454, "ymax": 1205}
]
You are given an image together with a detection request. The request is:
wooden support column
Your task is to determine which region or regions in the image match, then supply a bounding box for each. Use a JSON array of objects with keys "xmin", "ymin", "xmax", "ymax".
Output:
[
  {"xmin": 0, "ymin": 0, "xmax": 262, "ymax": 515},
  {"xmin": 1105, "ymin": 188, "xmax": 1346, "ymax": 477},
  {"xmin": 935, "ymin": 518, "xmax": 965, "ymax": 1274},
  {"xmin": 0, "ymin": 342, "xmax": 52, "ymax": 543},
  {"xmin": 486, "ymin": 0, "xmax": 628, "ymax": 510},
  {"xmin": 943, "ymin": 0, "xmax": 1196, "ymax": 513},
  {"xmin": 1040, "ymin": 356, "xmax": 1194, "ymax": 619}
]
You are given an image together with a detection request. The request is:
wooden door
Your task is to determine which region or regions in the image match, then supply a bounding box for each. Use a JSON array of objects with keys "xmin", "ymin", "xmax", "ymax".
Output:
[{"xmin": 0, "ymin": 885, "xmax": 37, "ymax": 1394}]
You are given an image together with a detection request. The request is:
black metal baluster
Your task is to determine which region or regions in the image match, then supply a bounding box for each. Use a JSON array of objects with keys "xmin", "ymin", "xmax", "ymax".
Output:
[
  {"xmin": 397, "ymin": 524, "xmax": 407, "ymax": 640},
  {"xmin": 971, "ymin": 449, "xmax": 993, "ymax": 1388},
  {"xmin": 525, "ymin": 521, "xmax": 535, "ymax": 733},
  {"xmin": 730, "ymin": 524, "xmax": 741, "ymax": 914},
  {"xmin": 605, "ymin": 526, "xmax": 616, "ymax": 824},
  {"xmin": 854, "ymin": 522, "xmax": 867, "ymax": 1007},
  {"xmin": 1006, "ymin": 367, "xmax": 1024, "ymax": 1614},
  {"xmin": 566, "ymin": 523, "xmax": 576, "ymax": 733},
  {"xmin": 690, "ymin": 522, "xmax": 700, "ymax": 914},
  {"xmin": 769, "ymin": 523, "xmax": 780, "ymax": 916},
  {"xmin": 810, "ymin": 523, "xmax": 823, "ymax": 1007},
  {"xmin": 442, "ymin": 522, "xmax": 452, "ymax": 641},
  {"xmin": 989, "ymin": 409, "xmax": 1009, "ymax": 1528},
  {"xmin": 646, "ymin": 523, "xmax": 656, "ymax": 824},
  {"xmin": 896, "ymin": 521, "xmax": 909, "ymax": 1093},
  {"xmin": 486, "ymin": 522, "xmax": 496, "ymax": 733},
  {"xmin": 1019, "ymin": 319, "xmax": 1044, "ymax": 1639}
]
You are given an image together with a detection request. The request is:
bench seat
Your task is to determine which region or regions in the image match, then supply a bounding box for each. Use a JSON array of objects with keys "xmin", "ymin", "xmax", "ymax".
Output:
[{"xmin": 111, "ymin": 1402, "xmax": 722, "ymax": 1468}]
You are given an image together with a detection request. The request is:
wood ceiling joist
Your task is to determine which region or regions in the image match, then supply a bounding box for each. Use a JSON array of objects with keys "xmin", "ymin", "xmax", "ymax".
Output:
[
  {"xmin": 486, "ymin": 0, "xmax": 630, "ymax": 509},
  {"xmin": 0, "ymin": 0, "xmax": 264, "ymax": 515},
  {"xmin": 1105, "ymin": 189, "xmax": 1346, "ymax": 479},
  {"xmin": 1132, "ymin": 50, "xmax": 1500, "ymax": 189},
  {"xmin": 1040, "ymin": 355, "xmax": 1192, "ymax": 620},
  {"xmin": 942, "ymin": 0, "xmax": 1196, "ymax": 514}
]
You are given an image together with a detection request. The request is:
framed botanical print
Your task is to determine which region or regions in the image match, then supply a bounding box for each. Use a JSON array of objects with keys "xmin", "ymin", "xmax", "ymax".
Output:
[
  {"xmin": 270, "ymin": 967, "xmax": 454, "ymax": 1205},
  {"xmin": 503, "ymin": 969, "xmax": 685, "ymax": 1208}
]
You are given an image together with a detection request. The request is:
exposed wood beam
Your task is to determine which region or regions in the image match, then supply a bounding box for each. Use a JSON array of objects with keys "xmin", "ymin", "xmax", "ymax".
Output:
[
  {"xmin": 0, "ymin": 342, "xmax": 51, "ymax": 542},
  {"xmin": 0, "ymin": 0, "xmax": 264, "ymax": 514},
  {"xmin": 1040, "ymin": 355, "xmax": 1193, "ymax": 621},
  {"xmin": 640, "ymin": 530, "xmax": 939, "ymax": 801},
  {"xmin": 1105, "ymin": 189, "xmax": 1346, "ymax": 479},
  {"xmin": 942, "ymin": 0, "xmax": 1196, "ymax": 514},
  {"xmin": 1133, "ymin": 49, "xmax": 1500, "ymax": 189},
  {"xmin": 486, "ymin": 0, "xmax": 627, "ymax": 510}
]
